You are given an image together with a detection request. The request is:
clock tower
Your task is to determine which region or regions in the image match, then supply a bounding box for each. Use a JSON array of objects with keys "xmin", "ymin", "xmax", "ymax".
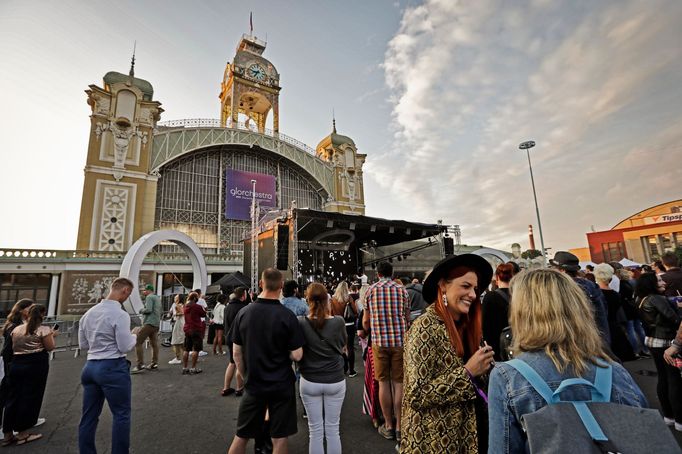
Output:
[{"xmin": 219, "ymin": 34, "xmax": 281, "ymax": 133}]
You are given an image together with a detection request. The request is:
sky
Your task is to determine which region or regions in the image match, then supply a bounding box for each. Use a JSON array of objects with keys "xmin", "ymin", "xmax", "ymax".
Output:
[{"xmin": 1, "ymin": 0, "xmax": 681, "ymax": 253}]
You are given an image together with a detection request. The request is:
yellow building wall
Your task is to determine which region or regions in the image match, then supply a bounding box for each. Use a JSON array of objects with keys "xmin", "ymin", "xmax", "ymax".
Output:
[
  {"xmin": 613, "ymin": 199, "xmax": 682, "ymax": 229},
  {"xmin": 569, "ymin": 247, "xmax": 591, "ymax": 262}
]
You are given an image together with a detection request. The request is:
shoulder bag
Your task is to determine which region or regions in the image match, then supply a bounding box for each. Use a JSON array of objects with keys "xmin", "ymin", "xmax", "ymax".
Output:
[{"xmin": 304, "ymin": 317, "xmax": 345, "ymax": 357}]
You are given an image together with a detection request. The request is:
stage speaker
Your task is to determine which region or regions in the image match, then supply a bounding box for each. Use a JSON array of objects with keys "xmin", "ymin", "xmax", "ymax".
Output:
[
  {"xmin": 443, "ymin": 237, "xmax": 454, "ymax": 256},
  {"xmin": 276, "ymin": 224, "xmax": 290, "ymax": 270}
]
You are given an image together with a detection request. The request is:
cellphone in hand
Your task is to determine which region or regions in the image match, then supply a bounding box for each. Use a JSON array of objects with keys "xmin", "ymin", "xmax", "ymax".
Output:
[{"xmin": 53, "ymin": 324, "xmax": 59, "ymax": 331}]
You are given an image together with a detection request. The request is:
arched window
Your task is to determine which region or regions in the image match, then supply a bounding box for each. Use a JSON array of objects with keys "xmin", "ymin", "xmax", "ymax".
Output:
[
  {"xmin": 115, "ymin": 90, "xmax": 137, "ymax": 122},
  {"xmin": 344, "ymin": 148, "xmax": 355, "ymax": 168}
]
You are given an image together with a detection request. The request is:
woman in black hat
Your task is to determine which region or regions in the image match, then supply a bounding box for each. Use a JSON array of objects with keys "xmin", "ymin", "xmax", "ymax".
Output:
[{"xmin": 400, "ymin": 254, "xmax": 494, "ymax": 453}]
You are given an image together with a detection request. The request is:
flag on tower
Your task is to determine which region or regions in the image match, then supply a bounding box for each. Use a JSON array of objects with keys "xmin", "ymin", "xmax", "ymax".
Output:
[{"xmin": 250, "ymin": 12, "xmax": 253, "ymax": 34}]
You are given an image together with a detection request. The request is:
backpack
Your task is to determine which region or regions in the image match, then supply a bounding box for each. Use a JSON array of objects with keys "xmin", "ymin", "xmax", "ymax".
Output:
[
  {"xmin": 506, "ymin": 359, "xmax": 680, "ymax": 454},
  {"xmin": 342, "ymin": 301, "xmax": 357, "ymax": 323},
  {"xmin": 499, "ymin": 327, "xmax": 514, "ymax": 361},
  {"xmin": 493, "ymin": 289, "xmax": 514, "ymax": 361}
]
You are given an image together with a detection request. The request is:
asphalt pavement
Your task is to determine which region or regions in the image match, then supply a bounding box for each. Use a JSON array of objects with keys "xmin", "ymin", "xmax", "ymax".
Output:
[{"xmin": 13, "ymin": 345, "xmax": 682, "ymax": 453}]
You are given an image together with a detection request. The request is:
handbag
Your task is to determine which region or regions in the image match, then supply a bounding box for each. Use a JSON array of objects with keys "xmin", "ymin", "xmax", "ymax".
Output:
[{"xmin": 304, "ymin": 317, "xmax": 345, "ymax": 357}]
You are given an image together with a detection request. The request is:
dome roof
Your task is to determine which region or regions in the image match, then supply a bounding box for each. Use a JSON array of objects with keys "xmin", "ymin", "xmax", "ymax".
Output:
[
  {"xmin": 103, "ymin": 71, "xmax": 154, "ymax": 101},
  {"xmin": 316, "ymin": 122, "xmax": 355, "ymax": 150}
]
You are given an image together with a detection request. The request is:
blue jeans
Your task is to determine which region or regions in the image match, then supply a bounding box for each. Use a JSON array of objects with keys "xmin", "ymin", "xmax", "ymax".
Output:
[
  {"xmin": 625, "ymin": 320, "xmax": 650, "ymax": 354},
  {"xmin": 79, "ymin": 358, "xmax": 131, "ymax": 454}
]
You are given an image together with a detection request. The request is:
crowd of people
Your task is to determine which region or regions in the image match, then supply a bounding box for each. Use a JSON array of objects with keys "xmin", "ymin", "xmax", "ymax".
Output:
[{"xmin": 3, "ymin": 249, "xmax": 682, "ymax": 453}]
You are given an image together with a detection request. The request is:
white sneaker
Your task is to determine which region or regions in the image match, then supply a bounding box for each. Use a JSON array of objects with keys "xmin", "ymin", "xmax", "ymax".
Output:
[
  {"xmin": 198, "ymin": 351, "xmax": 208, "ymax": 357},
  {"xmin": 33, "ymin": 418, "xmax": 46, "ymax": 428},
  {"xmin": 664, "ymin": 417, "xmax": 675, "ymax": 426},
  {"xmin": 675, "ymin": 422, "xmax": 682, "ymax": 432},
  {"xmin": 168, "ymin": 358, "xmax": 182, "ymax": 365}
]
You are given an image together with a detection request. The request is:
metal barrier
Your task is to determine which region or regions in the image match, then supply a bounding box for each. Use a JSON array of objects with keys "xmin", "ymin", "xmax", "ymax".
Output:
[
  {"xmin": 42, "ymin": 318, "xmax": 82, "ymax": 359},
  {"xmin": 0, "ymin": 311, "xmax": 181, "ymax": 361}
]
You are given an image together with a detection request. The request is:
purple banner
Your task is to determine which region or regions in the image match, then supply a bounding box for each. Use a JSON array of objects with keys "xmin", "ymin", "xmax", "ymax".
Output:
[{"xmin": 225, "ymin": 169, "xmax": 277, "ymax": 221}]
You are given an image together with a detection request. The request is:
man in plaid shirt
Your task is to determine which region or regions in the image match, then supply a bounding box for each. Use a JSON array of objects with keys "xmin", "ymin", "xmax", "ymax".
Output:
[{"xmin": 363, "ymin": 261, "xmax": 410, "ymax": 441}]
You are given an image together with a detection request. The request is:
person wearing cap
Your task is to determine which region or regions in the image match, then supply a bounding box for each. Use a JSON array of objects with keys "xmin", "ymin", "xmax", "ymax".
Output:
[
  {"xmin": 549, "ymin": 251, "xmax": 611, "ymax": 345},
  {"xmin": 132, "ymin": 284, "xmax": 162, "ymax": 373},
  {"xmin": 400, "ymin": 254, "xmax": 495, "ymax": 453}
]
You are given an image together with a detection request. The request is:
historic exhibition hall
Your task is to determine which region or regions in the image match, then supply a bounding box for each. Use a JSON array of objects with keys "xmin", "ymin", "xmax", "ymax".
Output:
[{"xmin": 0, "ymin": 33, "xmax": 459, "ymax": 319}]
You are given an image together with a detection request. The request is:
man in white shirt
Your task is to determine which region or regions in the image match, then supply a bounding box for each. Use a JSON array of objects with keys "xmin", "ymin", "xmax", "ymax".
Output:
[{"xmin": 78, "ymin": 277, "xmax": 138, "ymax": 454}]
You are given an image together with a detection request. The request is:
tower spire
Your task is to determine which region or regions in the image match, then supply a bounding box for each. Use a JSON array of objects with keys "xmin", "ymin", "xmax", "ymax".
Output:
[
  {"xmin": 332, "ymin": 108, "xmax": 337, "ymax": 133},
  {"xmin": 129, "ymin": 41, "xmax": 136, "ymax": 77}
]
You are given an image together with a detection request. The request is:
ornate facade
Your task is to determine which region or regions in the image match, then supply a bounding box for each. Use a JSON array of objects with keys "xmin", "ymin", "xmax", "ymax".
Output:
[
  {"xmin": 76, "ymin": 63, "xmax": 163, "ymax": 252},
  {"xmin": 76, "ymin": 33, "xmax": 366, "ymax": 255}
]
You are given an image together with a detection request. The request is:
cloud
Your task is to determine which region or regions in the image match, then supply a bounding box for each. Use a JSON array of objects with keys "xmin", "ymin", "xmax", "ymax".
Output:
[{"xmin": 371, "ymin": 0, "xmax": 682, "ymax": 252}]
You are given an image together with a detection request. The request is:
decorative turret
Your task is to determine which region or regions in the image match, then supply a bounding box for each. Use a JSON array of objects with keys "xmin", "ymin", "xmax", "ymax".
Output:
[
  {"xmin": 76, "ymin": 51, "xmax": 163, "ymax": 252},
  {"xmin": 316, "ymin": 119, "xmax": 366, "ymax": 215}
]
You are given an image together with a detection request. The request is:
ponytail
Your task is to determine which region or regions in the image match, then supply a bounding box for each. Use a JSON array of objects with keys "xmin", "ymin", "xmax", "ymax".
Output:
[
  {"xmin": 26, "ymin": 304, "xmax": 46, "ymax": 336},
  {"xmin": 306, "ymin": 283, "xmax": 330, "ymax": 330}
]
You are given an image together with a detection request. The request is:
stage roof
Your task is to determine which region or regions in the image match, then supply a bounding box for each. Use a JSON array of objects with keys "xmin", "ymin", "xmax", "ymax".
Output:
[{"xmin": 292, "ymin": 208, "xmax": 444, "ymax": 247}]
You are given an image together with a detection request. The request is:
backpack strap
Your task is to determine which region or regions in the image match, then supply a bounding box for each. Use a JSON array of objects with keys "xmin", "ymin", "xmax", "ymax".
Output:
[
  {"xmin": 508, "ymin": 359, "xmax": 613, "ymax": 403},
  {"xmin": 506, "ymin": 359, "xmax": 555, "ymax": 403},
  {"xmin": 592, "ymin": 363, "xmax": 613, "ymax": 402},
  {"xmin": 573, "ymin": 402, "xmax": 609, "ymax": 442}
]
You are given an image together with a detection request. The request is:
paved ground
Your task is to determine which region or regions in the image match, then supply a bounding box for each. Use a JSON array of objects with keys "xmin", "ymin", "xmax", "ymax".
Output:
[{"xmin": 14, "ymin": 345, "xmax": 682, "ymax": 453}]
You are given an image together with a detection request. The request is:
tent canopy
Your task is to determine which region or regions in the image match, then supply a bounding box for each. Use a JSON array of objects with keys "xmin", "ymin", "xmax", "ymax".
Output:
[
  {"xmin": 619, "ymin": 258, "xmax": 641, "ymax": 268},
  {"xmin": 213, "ymin": 271, "xmax": 250, "ymax": 292}
]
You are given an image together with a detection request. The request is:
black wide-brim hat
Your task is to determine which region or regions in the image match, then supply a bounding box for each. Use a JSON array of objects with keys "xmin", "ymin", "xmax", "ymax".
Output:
[{"xmin": 422, "ymin": 254, "xmax": 494, "ymax": 304}]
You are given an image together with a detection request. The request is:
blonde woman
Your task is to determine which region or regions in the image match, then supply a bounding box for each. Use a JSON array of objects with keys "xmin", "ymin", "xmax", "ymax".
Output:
[
  {"xmin": 168, "ymin": 294, "xmax": 185, "ymax": 365},
  {"xmin": 488, "ymin": 269, "xmax": 647, "ymax": 452},
  {"xmin": 330, "ymin": 281, "xmax": 358, "ymax": 377}
]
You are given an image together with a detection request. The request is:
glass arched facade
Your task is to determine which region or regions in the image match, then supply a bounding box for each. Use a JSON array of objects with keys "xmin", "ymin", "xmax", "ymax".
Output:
[{"xmin": 154, "ymin": 145, "xmax": 325, "ymax": 255}]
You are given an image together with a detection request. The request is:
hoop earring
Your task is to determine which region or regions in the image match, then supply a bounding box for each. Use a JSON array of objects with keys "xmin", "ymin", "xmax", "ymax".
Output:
[{"xmin": 443, "ymin": 294, "xmax": 448, "ymax": 306}]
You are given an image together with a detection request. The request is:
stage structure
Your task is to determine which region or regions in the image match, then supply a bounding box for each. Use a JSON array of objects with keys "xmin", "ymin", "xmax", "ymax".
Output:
[{"xmin": 244, "ymin": 208, "xmax": 445, "ymax": 284}]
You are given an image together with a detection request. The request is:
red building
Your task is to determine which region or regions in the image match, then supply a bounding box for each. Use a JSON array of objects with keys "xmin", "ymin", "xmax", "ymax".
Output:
[{"xmin": 586, "ymin": 199, "xmax": 682, "ymax": 264}]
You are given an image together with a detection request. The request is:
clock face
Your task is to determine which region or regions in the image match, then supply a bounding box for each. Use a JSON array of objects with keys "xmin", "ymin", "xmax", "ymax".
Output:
[{"xmin": 248, "ymin": 64, "xmax": 267, "ymax": 82}]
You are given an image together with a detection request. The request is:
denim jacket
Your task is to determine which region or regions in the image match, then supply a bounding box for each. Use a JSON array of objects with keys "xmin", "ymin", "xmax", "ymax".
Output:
[{"xmin": 488, "ymin": 351, "xmax": 648, "ymax": 453}]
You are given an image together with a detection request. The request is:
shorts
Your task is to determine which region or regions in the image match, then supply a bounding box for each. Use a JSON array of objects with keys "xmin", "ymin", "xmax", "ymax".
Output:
[
  {"xmin": 183, "ymin": 331, "xmax": 203, "ymax": 352},
  {"xmin": 373, "ymin": 346, "xmax": 404, "ymax": 382},
  {"xmin": 236, "ymin": 387, "xmax": 298, "ymax": 439},
  {"xmin": 213, "ymin": 323, "xmax": 224, "ymax": 331}
]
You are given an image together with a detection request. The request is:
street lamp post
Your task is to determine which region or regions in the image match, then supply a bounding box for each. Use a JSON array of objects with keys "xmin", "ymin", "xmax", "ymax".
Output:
[
  {"xmin": 518, "ymin": 140, "xmax": 547, "ymax": 266},
  {"xmin": 250, "ymin": 179, "xmax": 259, "ymax": 292}
]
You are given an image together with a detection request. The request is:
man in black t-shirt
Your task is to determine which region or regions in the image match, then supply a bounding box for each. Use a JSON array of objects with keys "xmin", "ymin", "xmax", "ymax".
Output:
[
  {"xmin": 222, "ymin": 287, "xmax": 248, "ymax": 396},
  {"xmin": 228, "ymin": 268, "xmax": 305, "ymax": 454}
]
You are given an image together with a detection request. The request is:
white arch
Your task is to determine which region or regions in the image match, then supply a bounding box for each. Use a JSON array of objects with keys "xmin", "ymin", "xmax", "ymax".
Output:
[
  {"xmin": 120, "ymin": 230, "xmax": 208, "ymax": 314},
  {"xmin": 471, "ymin": 248, "xmax": 510, "ymax": 264}
]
